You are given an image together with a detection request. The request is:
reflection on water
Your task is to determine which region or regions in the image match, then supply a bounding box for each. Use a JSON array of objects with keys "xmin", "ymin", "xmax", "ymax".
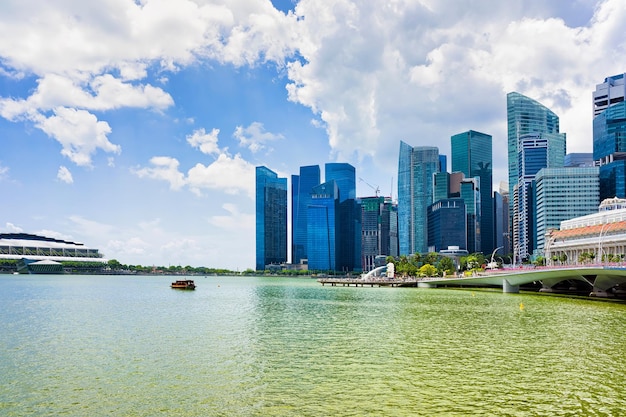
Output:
[{"xmin": 0, "ymin": 275, "xmax": 625, "ymax": 416}]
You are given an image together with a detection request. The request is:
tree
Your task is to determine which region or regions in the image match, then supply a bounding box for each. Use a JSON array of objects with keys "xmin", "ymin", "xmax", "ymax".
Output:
[
  {"xmin": 419, "ymin": 263, "xmax": 437, "ymax": 277},
  {"xmin": 424, "ymin": 252, "xmax": 439, "ymax": 265},
  {"xmin": 108, "ymin": 259, "xmax": 122, "ymax": 270},
  {"xmin": 437, "ymin": 256, "xmax": 455, "ymax": 276}
]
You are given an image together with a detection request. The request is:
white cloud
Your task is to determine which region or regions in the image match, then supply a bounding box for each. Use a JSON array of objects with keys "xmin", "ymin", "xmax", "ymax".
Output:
[
  {"xmin": 0, "ymin": 164, "xmax": 8, "ymax": 180},
  {"xmin": 136, "ymin": 125, "xmax": 256, "ymax": 197},
  {"xmin": 133, "ymin": 152, "xmax": 254, "ymax": 198},
  {"xmin": 187, "ymin": 128, "xmax": 221, "ymax": 155},
  {"xmin": 285, "ymin": 0, "xmax": 626, "ymax": 174},
  {"xmin": 57, "ymin": 166, "xmax": 74, "ymax": 184},
  {"xmin": 34, "ymin": 107, "xmax": 120, "ymax": 167},
  {"xmin": 209, "ymin": 203, "xmax": 254, "ymax": 231},
  {"xmin": 3, "ymin": 222, "xmax": 23, "ymax": 233},
  {"xmin": 67, "ymin": 215, "xmax": 115, "ymax": 238},
  {"xmin": 233, "ymin": 121, "xmax": 284, "ymax": 153},
  {"xmin": 187, "ymin": 153, "xmax": 255, "ymax": 198},
  {"xmin": 132, "ymin": 156, "xmax": 187, "ymax": 190},
  {"xmin": 0, "ymin": 0, "xmax": 293, "ymax": 168}
]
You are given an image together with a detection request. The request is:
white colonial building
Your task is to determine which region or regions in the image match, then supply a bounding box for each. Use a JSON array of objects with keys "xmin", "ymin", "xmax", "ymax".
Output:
[{"xmin": 545, "ymin": 197, "xmax": 626, "ymax": 265}]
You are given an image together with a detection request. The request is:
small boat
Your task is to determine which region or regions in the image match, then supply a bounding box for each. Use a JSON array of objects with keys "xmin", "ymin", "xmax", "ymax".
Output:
[{"xmin": 170, "ymin": 280, "xmax": 196, "ymax": 290}]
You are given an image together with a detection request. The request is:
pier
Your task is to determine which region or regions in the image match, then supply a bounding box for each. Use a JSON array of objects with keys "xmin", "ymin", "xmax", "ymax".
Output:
[
  {"xmin": 318, "ymin": 277, "xmax": 418, "ymax": 287},
  {"xmin": 319, "ymin": 266, "xmax": 626, "ymax": 297}
]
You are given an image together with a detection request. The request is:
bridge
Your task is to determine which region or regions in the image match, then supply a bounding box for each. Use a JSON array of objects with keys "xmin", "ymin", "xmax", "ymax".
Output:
[{"xmin": 418, "ymin": 266, "xmax": 626, "ymax": 297}]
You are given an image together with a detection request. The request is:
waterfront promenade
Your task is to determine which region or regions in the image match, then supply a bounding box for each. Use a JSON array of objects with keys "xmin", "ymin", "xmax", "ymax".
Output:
[{"xmin": 319, "ymin": 265, "xmax": 626, "ymax": 297}]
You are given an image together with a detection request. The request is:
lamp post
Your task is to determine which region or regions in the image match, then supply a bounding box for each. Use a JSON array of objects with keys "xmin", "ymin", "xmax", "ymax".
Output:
[{"xmin": 598, "ymin": 222, "xmax": 614, "ymax": 265}]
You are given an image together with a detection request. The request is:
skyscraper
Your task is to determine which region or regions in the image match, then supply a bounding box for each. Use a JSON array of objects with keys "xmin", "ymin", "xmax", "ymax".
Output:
[
  {"xmin": 593, "ymin": 73, "xmax": 626, "ymax": 200},
  {"xmin": 325, "ymin": 163, "xmax": 356, "ymax": 202},
  {"xmin": 398, "ymin": 142, "xmax": 439, "ymax": 255},
  {"xmin": 535, "ymin": 166, "xmax": 599, "ymax": 255},
  {"xmin": 307, "ymin": 180, "xmax": 339, "ymax": 271},
  {"xmin": 427, "ymin": 198, "xmax": 466, "ymax": 252},
  {"xmin": 507, "ymin": 92, "xmax": 566, "ymax": 262},
  {"xmin": 360, "ymin": 196, "xmax": 398, "ymax": 271},
  {"xmin": 255, "ymin": 166, "xmax": 287, "ymax": 271},
  {"xmin": 451, "ymin": 130, "xmax": 493, "ymax": 254},
  {"xmin": 291, "ymin": 165, "xmax": 320, "ymax": 264},
  {"xmin": 325, "ymin": 163, "xmax": 360, "ymax": 272},
  {"xmin": 460, "ymin": 177, "xmax": 481, "ymax": 253}
]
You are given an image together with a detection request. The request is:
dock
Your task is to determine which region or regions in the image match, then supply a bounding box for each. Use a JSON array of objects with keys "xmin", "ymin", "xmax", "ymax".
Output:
[{"xmin": 318, "ymin": 278, "xmax": 418, "ymax": 287}]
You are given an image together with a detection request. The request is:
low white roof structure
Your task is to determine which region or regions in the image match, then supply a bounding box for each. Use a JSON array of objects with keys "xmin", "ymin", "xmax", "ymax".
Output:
[{"xmin": 0, "ymin": 233, "xmax": 108, "ymax": 263}]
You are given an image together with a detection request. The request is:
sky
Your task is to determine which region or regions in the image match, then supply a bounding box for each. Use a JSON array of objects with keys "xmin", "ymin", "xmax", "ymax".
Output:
[{"xmin": 1, "ymin": 0, "xmax": 626, "ymax": 270}]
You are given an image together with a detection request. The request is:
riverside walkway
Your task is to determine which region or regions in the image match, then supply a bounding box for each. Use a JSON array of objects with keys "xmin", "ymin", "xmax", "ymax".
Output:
[{"xmin": 319, "ymin": 266, "xmax": 626, "ymax": 297}]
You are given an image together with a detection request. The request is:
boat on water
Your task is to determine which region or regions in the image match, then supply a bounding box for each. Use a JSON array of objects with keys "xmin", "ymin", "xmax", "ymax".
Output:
[{"xmin": 170, "ymin": 280, "xmax": 196, "ymax": 290}]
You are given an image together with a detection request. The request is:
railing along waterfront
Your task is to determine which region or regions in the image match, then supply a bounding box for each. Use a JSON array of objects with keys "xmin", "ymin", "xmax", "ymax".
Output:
[{"xmin": 318, "ymin": 277, "xmax": 419, "ymax": 287}]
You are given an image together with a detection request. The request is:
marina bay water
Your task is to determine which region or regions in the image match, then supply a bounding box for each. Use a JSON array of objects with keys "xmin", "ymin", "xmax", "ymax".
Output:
[{"xmin": 1, "ymin": 275, "xmax": 625, "ymax": 416}]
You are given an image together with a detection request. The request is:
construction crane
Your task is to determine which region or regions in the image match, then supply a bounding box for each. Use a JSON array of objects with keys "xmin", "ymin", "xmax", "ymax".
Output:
[{"xmin": 359, "ymin": 177, "xmax": 380, "ymax": 197}]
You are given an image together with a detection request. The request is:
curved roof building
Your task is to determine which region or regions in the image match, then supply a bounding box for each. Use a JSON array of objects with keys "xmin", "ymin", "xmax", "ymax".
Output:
[{"xmin": 0, "ymin": 233, "xmax": 107, "ymax": 263}]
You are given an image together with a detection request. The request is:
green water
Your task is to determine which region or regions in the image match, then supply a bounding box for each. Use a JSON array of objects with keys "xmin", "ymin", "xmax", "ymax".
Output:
[{"xmin": 1, "ymin": 275, "xmax": 625, "ymax": 416}]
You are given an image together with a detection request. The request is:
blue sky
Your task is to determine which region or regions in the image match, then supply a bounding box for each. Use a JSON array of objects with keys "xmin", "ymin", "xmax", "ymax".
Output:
[{"xmin": 1, "ymin": 0, "xmax": 625, "ymax": 270}]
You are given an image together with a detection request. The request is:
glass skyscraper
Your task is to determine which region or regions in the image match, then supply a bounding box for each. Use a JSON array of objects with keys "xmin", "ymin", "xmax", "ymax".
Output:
[
  {"xmin": 451, "ymin": 130, "xmax": 493, "ymax": 254},
  {"xmin": 307, "ymin": 181, "xmax": 339, "ymax": 271},
  {"xmin": 360, "ymin": 196, "xmax": 398, "ymax": 271},
  {"xmin": 291, "ymin": 165, "xmax": 320, "ymax": 264},
  {"xmin": 593, "ymin": 74, "xmax": 626, "ymax": 200},
  {"xmin": 325, "ymin": 163, "xmax": 360, "ymax": 272},
  {"xmin": 255, "ymin": 166, "xmax": 287, "ymax": 271},
  {"xmin": 398, "ymin": 142, "xmax": 439, "ymax": 255},
  {"xmin": 507, "ymin": 92, "xmax": 566, "ymax": 262},
  {"xmin": 460, "ymin": 178, "xmax": 481, "ymax": 254},
  {"xmin": 534, "ymin": 166, "xmax": 599, "ymax": 255},
  {"xmin": 427, "ymin": 198, "xmax": 466, "ymax": 252},
  {"xmin": 325, "ymin": 163, "xmax": 356, "ymax": 202}
]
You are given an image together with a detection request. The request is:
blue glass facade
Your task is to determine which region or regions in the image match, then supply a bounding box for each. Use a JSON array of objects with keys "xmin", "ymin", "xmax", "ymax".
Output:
[
  {"xmin": 291, "ymin": 165, "xmax": 320, "ymax": 264},
  {"xmin": 307, "ymin": 181, "xmax": 338, "ymax": 271},
  {"xmin": 397, "ymin": 142, "xmax": 439, "ymax": 255},
  {"xmin": 460, "ymin": 179, "xmax": 481, "ymax": 254},
  {"xmin": 507, "ymin": 92, "xmax": 566, "ymax": 262},
  {"xmin": 255, "ymin": 166, "xmax": 287, "ymax": 270},
  {"xmin": 433, "ymin": 171, "xmax": 450, "ymax": 203},
  {"xmin": 325, "ymin": 163, "xmax": 356, "ymax": 202},
  {"xmin": 325, "ymin": 163, "xmax": 360, "ymax": 272},
  {"xmin": 360, "ymin": 197, "xmax": 399, "ymax": 271},
  {"xmin": 534, "ymin": 167, "xmax": 599, "ymax": 254},
  {"xmin": 451, "ymin": 130, "xmax": 493, "ymax": 254},
  {"xmin": 593, "ymin": 98, "xmax": 626, "ymax": 200},
  {"xmin": 427, "ymin": 199, "xmax": 466, "ymax": 252}
]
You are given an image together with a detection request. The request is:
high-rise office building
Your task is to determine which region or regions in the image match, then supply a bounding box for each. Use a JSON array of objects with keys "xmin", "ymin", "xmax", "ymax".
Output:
[
  {"xmin": 593, "ymin": 73, "xmax": 626, "ymax": 200},
  {"xmin": 507, "ymin": 92, "xmax": 566, "ymax": 262},
  {"xmin": 427, "ymin": 198, "xmax": 467, "ymax": 252},
  {"xmin": 360, "ymin": 196, "xmax": 398, "ymax": 271},
  {"xmin": 460, "ymin": 178, "xmax": 481, "ymax": 253},
  {"xmin": 535, "ymin": 166, "xmax": 599, "ymax": 255},
  {"xmin": 451, "ymin": 130, "xmax": 493, "ymax": 254},
  {"xmin": 291, "ymin": 165, "xmax": 320, "ymax": 264},
  {"xmin": 307, "ymin": 180, "xmax": 339, "ymax": 271},
  {"xmin": 398, "ymin": 142, "xmax": 439, "ymax": 255},
  {"xmin": 325, "ymin": 163, "xmax": 356, "ymax": 202},
  {"xmin": 325, "ymin": 163, "xmax": 360, "ymax": 272},
  {"xmin": 494, "ymin": 182, "xmax": 510, "ymax": 256},
  {"xmin": 433, "ymin": 171, "xmax": 450, "ymax": 203},
  {"xmin": 255, "ymin": 166, "xmax": 287, "ymax": 271}
]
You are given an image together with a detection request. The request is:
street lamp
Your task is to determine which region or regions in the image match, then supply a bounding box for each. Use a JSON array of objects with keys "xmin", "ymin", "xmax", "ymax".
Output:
[{"xmin": 598, "ymin": 222, "xmax": 614, "ymax": 265}]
